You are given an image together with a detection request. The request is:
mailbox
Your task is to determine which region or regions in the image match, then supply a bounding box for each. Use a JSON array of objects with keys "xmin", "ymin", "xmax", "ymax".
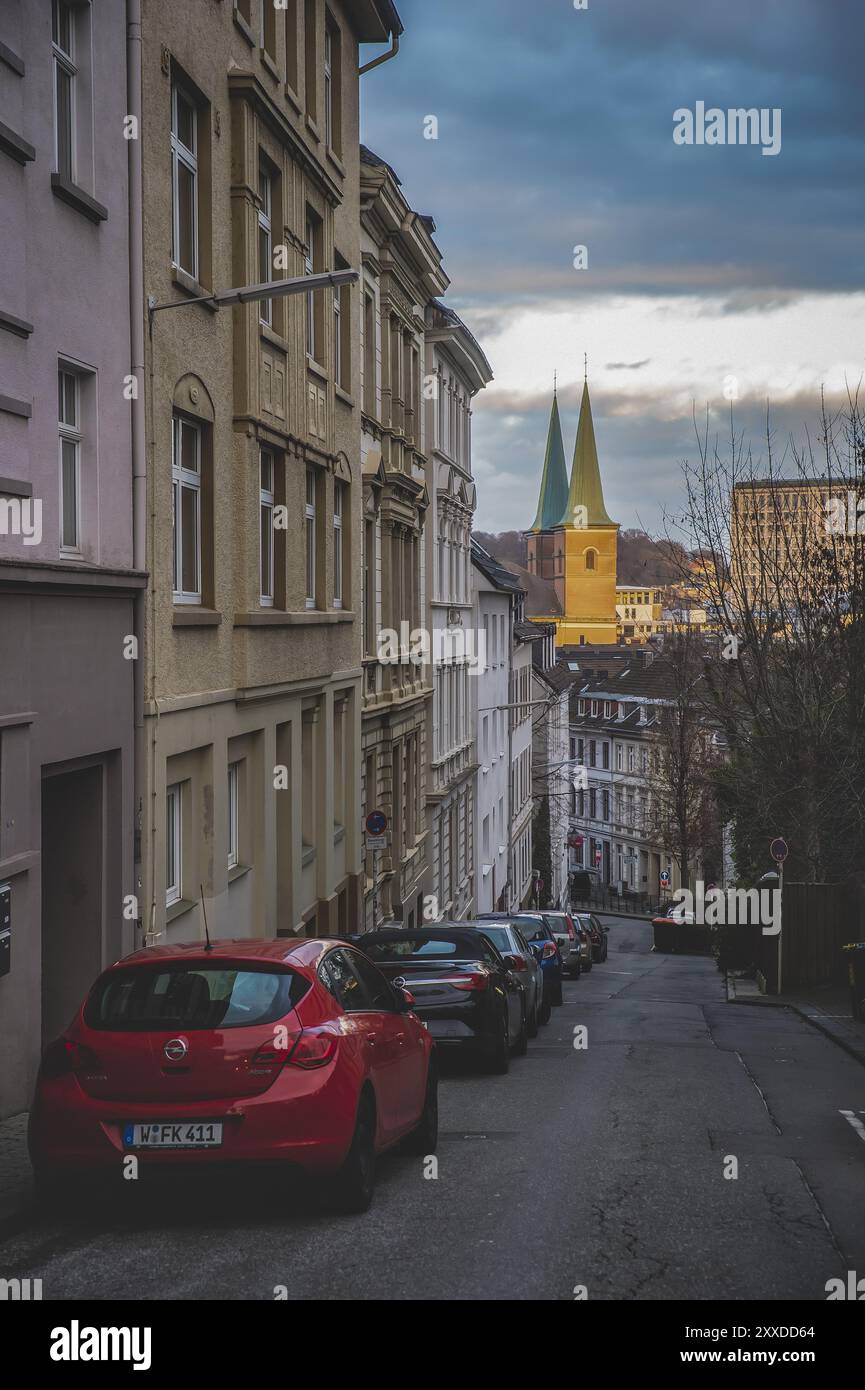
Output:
[{"xmin": 0, "ymin": 882, "xmax": 9, "ymax": 977}]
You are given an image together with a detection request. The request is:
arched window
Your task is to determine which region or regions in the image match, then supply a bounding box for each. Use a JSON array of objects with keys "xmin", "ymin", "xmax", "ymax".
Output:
[{"xmin": 585, "ymin": 548, "xmax": 597, "ymax": 571}]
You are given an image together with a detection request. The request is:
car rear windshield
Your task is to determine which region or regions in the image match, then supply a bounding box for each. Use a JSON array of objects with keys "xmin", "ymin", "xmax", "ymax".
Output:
[
  {"xmin": 511, "ymin": 916, "xmax": 552, "ymax": 943},
  {"xmin": 471, "ymin": 926, "xmax": 512, "ymax": 953},
  {"xmin": 85, "ymin": 965, "xmax": 309, "ymax": 1031},
  {"xmin": 362, "ymin": 935, "xmax": 482, "ymax": 962}
]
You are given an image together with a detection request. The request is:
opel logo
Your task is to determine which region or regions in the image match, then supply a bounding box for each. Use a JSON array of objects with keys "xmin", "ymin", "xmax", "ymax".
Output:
[
  {"xmin": 393, "ymin": 976, "xmax": 407, "ymax": 989},
  {"xmin": 164, "ymin": 1037, "xmax": 188, "ymax": 1062}
]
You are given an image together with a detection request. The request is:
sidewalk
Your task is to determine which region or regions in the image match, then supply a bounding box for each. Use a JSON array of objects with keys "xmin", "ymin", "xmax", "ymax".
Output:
[
  {"xmin": 727, "ymin": 973, "xmax": 865, "ymax": 1069},
  {"xmin": 0, "ymin": 1112, "xmax": 34, "ymax": 1237}
]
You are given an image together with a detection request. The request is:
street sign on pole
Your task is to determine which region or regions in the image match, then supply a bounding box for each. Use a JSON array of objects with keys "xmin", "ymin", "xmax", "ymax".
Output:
[
  {"xmin": 660, "ymin": 868, "xmax": 671, "ymax": 889},
  {"xmin": 770, "ymin": 837, "xmax": 788, "ymax": 864}
]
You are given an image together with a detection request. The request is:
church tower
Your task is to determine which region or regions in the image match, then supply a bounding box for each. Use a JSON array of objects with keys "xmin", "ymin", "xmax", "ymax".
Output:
[{"xmin": 525, "ymin": 375, "xmax": 619, "ymax": 645}]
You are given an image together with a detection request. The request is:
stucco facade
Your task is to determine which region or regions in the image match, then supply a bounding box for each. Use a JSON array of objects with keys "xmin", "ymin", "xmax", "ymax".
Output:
[
  {"xmin": 0, "ymin": 0, "xmax": 142, "ymax": 1117},
  {"xmin": 137, "ymin": 0, "xmax": 401, "ymax": 946}
]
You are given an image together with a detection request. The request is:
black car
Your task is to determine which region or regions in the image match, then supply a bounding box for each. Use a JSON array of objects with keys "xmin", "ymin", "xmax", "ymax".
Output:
[
  {"xmin": 475, "ymin": 913, "xmax": 563, "ymax": 1010},
  {"xmin": 462, "ymin": 920, "xmax": 546, "ymax": 1034},
  {"xmin": 575, "ymin": 911, "xmax": 609, "ymax": 963},
  {"xmin": 357, "ymin": 927, "xmax": 527, "ymax": 1073}
]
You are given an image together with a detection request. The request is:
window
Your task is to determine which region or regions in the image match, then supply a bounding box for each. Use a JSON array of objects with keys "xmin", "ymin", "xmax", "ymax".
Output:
[
  {"xmin": 172, "ymin": 415, "xmax": 202, "ymax": 603},
  {"xmin": 227, "ymin": 762, "xmax": 240, "ymax": 870},
  {"xmin": 171, "ymin": 83, "xmax": 198, "ymax": 278},
  {"xmin": 333, "ymin": 253, "xmax": 350, "ymax": 389},
  {"xmin": 324, "ymin": 23, "xmax": 333, "ymax": 148},
  {"xmin": 363, "ymin": 291, "xmax": 376, "ymax": 414},
  {"xmin": 305, "ymin": 467, "xmax": 316, "ymax": 607},
  {"xmin": 58, "ymin": 368, "xmax": 80, "ymax": 552},
  {"xmin": 585, "ymin": 549, "xmax": 596, "ymax": 571},
  {"xmin": 52, "ymin": 0, "xmax": 76, "ymax": 180},
  {"xmin": 259, "ymin": 0, "xmax": 276, "ymax": 56},
  {"xmin": 304, "ymin": 0, "xmax": 317, "ymax": 119},
  {"xmin": 324, "ymin": 15, "xmax": 342, "ymax": 153},
  {"xmin": 260, "ymin": 448, "xmax": 274, "ymax": 605},
  {"xmin": 333, "ymin": 480, "xmax": 344, "ymax": 607},
  {"xmin": 166, "ymin": 783, "xmax": 182, "ymax": 906},
  {"xmin": 363, "ymin": 516, "xmax": 375, "ymax": 652},
  {"xmin": 258, "ymin": 163, "xmax": 273, "ymax": 326},
  {"xmin": 285, "ymin": 0, "xmax": 299, "ymax": 90},
  {"xmin": 305, "ymin": 211, "xmax": 322, "ymax": 360}
]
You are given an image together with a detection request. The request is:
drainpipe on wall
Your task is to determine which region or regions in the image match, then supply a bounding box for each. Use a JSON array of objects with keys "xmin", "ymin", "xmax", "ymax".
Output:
[{"xmin": 127, "ymin": 0, "xmax": 146, "ymax": 949}]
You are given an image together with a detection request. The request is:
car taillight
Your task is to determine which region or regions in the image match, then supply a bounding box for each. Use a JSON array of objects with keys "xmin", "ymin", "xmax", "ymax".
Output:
[
  {"xmin": 249, "ymin": 1042, "xmax": 292, "ymax": 1078},
  {"xmin": 541, "ymin": 941, "xmax": 558, "ymax": 960},
  {"xmin": 40, "ymin": 1037, "xmax": 102, "ymax": 1080},
  {"xmin": 567, "ymin": 922, "xmax": 576, "ymax": 940},
  {"xmin": 286, "ymin": 1029, "xmax": 339, "ymax": 1069},
  {"xmin": 451, "ymin": 969, "xmax": 490, "ymax": 991}
]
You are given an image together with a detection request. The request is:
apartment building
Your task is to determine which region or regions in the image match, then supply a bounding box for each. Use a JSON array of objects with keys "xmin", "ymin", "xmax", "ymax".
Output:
[
  {"xmin": 357, "ymin": 145, "xmax": 445, "ymax": 930},
  {"xmin": 471, "ymin": 539, "xmax": 522, "ymax": 914},
  {"xmin": 137, "ymin": 0, "xmax": 402, "ymax": 946},
  {"xmin": 0, "ymin": 0, "xmax": 143, "ymax": 1116},
  {"xmin": 730, "ymin": 477, "xmax": 862, "ymax": 607},
  {"xmin": 528, "ymin": 627, "xmax": 573, "ymax": 911},
  {"xmin": 509, "ymin": 619, "xmax": 536, "ymax": 908},
  {"xmin": 424, "ymin": 301, "xmax": 492, "ymax": 919},
  {"xmin": 568, "ymin": 654, "xmax": 683, "ymax": 895},
  {"xmin": 615, "ymin": 585, "xmax": 663, "ymax": 642}
]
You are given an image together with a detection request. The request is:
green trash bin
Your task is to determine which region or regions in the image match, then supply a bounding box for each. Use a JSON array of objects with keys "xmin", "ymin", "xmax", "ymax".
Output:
[{"xmin": 842, "ymin": 943, "xmax": 865, "ymax": 1022}]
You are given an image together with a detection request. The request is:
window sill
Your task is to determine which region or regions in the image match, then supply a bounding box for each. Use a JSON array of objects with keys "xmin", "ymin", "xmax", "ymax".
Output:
[
  {"xmin": 50, "ymin": 173, "xmax": 107, "ymax": 222},
  {"xmin": 301, "ymin": 844, "xmax": 316, "ymax": 868},
  {"xmin": 172, "ymin": 267, "xmax": 218, "ymax": 309},
  {"xmin": 173, "ymin": 608, "xmax": 222, "ymax": 627},
  {"xmin": 228, "ymin": 863, "xmax": 251, "ymax": 884},
  {"xmin": 261, "ymin": 50, "xmax": 280, "ymax": 82},
  {"xmin": 325, "ymin": 146, "xmax": 345, "ymax": 179},
  {"xmin": 166, "ymin": 897, "xmax": 195, "ymax": 924},
  {"xmin": 333, "ymin": 824, "xmax": 345, "ymax": 844},
  {"xmin": 236, "ymin": 609, "xmax": 355, "ymax": 627},
  {"xmin": 334, "ymin": 383, "xmax": 354, "ymax": 408},
  {"xmin": 232, "ymin": 8, "xmax": 256, "ymax": 47},
  {"xmin": 284, "ymin": 82, "xmax": 302, "ymax": 115},
  {"xmin": 0, "ymin": 120, "xmax": 35, "ymax": 165},
  {"xmin": 306, "ymin": 355, "xmax": 328, "ymax": 383},
  {"xmin": 260, "ymin": 323, "xmax": 288, "ymax": 352},
  {"xmin": 0, "ymin": 308, "xmax": 33, "ymax": 339},
  {"xmin": 0, "ymin": 40, "xmax": 25, "ymax": 77},
  {"xmin": 305, "ymin": 113, "xmax": 321, "ymax": 143}
]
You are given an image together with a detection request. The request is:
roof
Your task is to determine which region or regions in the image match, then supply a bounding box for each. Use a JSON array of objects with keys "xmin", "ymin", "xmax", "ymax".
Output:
[
  {"xmin": 559, "ymin": 380, "xmax": 616, "ymax": 528},
  {"xmin": 514, "ymin": 618, "xmax": 548, "ymax": 643},
  {"xmin": 427, "ymin": 299, "xmax": 493, "ymax": 390},
  {"xmin": 471, "ymin": 537, "xmax": 525, "ymax": 594},
  {"xmin": 348, "ymin": 0, "xmax": 403, "ymax": 43},
  {"xmin": 500, "ymin": 560, "xmax": 563, "ymax": 617},
  {"xmin": 114, "ymin": 938, "xmax": 335, "ymax": 970},
  {"xmin": 536, "ymin": 662, "xmax": 580, "ymax": 693},
  {"xmin": 360, "ymin": 143, "xmax": 402, "ymax": 186},
  {"xmin": 529, "ymin": 389, "xmax": 570, "ymax": 533}
]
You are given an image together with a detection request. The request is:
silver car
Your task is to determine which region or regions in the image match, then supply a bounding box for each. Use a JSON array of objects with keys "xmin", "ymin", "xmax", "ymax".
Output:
[{"xmin": 540, "ymin": 911, "xmax": 583, "ymax": 979}]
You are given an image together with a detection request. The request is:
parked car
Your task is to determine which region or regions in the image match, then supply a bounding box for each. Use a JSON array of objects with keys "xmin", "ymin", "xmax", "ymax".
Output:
[
  {"xmin": 575, "ymin": 911, "xmax": 609, "ymax": 963},
  {"xmin": 654, "ymin": 900, "xmax": 695, "ymax": 925},
  {"xmin": 357, "ymin": 926, "xmax": 527, "ymax": 1072},
  {"xmin": 463, "ymin": 920, "xmax": 545, "ymax": 1035},
  {"xmin": 476, "ymin": 913, "xmax": 563, "ymax": 1010},
  {"xmin": 540, "ymin": 911, "xmax": 582, "ymax": 979},
  {"xmin": 29, "ymin": 938, "xmax": 437, "ymax": 1215}
]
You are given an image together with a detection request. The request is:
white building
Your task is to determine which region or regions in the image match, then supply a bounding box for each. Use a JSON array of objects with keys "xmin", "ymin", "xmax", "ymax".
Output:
[
  {"xmin": 530, "ymin": 639, "xmax": 573, "ymax": 910},
  {"xmin": 424, "ymin": 301, "xmax": 492, "ymax": 919},
  {"xmin": 509, "ymin": 619, "xmax": 535, "ymax": 909},
  {"xmin": 471, "ymin": 541, "xmax": 522, "ymax": 913}
]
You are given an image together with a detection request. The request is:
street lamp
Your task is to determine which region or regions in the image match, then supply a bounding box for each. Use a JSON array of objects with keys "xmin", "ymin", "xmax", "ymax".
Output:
[{"xmin": 147, "ymin": 268, "xmax": 358, "ymax": 319}]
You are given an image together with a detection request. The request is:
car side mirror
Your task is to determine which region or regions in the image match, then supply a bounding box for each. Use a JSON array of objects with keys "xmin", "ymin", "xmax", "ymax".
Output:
[
  {"xmin": 603, "ymin": 926, "xmax": 610, "ymax": 933},
  {"xmin": 502, "ymin": 953, "xmax": 523, "ymax": 971}
]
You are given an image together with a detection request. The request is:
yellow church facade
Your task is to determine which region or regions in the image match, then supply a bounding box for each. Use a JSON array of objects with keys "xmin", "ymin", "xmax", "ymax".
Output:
[{"xmin": 525, "ymin": 379, "xmax": 619, "ymax": 645}]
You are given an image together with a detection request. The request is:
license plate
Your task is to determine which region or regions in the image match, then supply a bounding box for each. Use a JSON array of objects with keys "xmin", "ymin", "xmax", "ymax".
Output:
[{"xmin": 123, "ymin": 1121, "xmax": 223, "ymax": 1149}]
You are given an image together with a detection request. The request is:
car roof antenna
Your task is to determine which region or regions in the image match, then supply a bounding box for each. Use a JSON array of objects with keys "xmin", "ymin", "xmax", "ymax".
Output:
[{"xmin": 200, "ymin": 884, "xmax": 214, "ymax": 952}]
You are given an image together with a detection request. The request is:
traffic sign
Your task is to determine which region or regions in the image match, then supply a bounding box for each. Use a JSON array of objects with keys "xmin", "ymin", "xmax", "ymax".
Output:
[
  {"xmin": 770, "ymin": 837, "xmax": 788, "ymax": 864},
  {"xmin": 366, "ymin": 810, "xmax": 388, "ymax": 837},
  {"xmin": 660, "ymin": 868, "xmax": 671, "ymax": 888}
]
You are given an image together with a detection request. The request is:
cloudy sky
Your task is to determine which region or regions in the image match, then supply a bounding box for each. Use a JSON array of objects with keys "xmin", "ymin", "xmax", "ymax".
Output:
[{"xmin": 359, "ymin": 0, "xmax": 865, "ymax": 537}]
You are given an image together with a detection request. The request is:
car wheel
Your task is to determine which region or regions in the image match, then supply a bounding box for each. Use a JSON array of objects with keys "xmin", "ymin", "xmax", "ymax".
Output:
[
  {"xmin": 333, "ymin": 1092, "xmax": 377, "ymax": 1214},
  {"xmin": 527, "ymin": 1002, "xmax": 539, "ymax": 1038},
  {"xmin": 583, "ymin": 959, "xmax": 593, "ymax": 973},
  {"xmin": 570, "ymin": 961, "xmax": 582, "ymax": 979},
  {"xmin": 488, "ymin": 1006, "xmax": 510, "ymax": 1074},
  {"xmin": 513, "ymin": 1001, "xmax": 528, "ymax": 1056},
  {"xmin": 404, "ymin": 1061, "xmax": 438, "ymax": 1155}
]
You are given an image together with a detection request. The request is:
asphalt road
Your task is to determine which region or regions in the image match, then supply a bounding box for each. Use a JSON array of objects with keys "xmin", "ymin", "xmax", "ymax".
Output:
[{"xmin": 2, "ymin": 917, "xmax": 864, "ymax": 1301}]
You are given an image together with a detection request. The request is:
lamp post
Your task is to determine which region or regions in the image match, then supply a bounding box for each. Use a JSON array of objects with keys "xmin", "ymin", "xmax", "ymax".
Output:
[{"xmin": 147, "ymin": 268, "xmax": 358, "ymax": 319}]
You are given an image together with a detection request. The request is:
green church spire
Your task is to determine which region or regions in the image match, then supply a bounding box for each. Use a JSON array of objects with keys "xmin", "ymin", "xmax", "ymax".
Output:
[
  {"xmin": 529, "ymin": 385, "xmax": 570, "ymax": 532},
  {"xmin": 559, "ymin": 378, "xmax": 614, "ymax": 527}
]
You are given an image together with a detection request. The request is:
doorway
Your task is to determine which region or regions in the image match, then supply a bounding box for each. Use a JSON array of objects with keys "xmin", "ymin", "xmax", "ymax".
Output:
[{"xmin": 41, "ymin": 764, "xmax": 104, "ymax": 1045}]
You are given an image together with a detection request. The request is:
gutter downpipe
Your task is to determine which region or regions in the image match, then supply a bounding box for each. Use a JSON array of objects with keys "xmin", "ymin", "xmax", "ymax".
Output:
[
  {"xmin": 358, "ymin": 28, "xmax": 400, "ymax": 77},
  {"xmin": 127, "ymin": 0, "xmax": 146, "ymax": 950}
]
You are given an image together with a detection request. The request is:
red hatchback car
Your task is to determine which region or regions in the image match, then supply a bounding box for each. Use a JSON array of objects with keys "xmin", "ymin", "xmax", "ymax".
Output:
[{"xmin": 29, "ymin": 938, "xmax": 437, "ymax": 1213}]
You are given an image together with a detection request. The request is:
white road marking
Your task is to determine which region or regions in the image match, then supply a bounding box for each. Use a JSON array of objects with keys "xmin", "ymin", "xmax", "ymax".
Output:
[{"xmin": 839, "ymin": 1109, "xmax": 865, "ymax": 1146}]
